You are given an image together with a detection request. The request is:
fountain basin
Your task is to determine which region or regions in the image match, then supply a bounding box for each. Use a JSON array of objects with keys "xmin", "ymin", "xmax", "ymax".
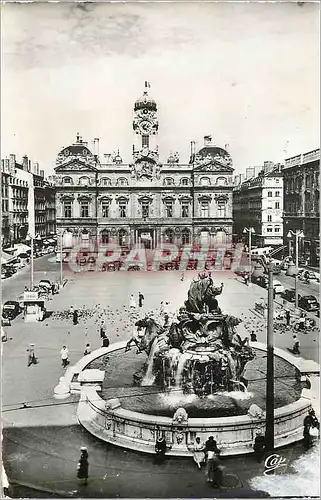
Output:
[{"xmin": 76, "ymin": 341, "xmax": 317, "ymax": 456}]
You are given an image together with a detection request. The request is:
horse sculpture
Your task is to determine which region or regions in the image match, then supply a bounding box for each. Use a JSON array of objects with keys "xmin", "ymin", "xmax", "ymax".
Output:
[{"xmin": 135, "ymin": 317, "xmax": 164, "ymax": 356}]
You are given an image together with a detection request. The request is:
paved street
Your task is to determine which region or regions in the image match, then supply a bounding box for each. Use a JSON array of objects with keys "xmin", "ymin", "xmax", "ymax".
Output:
[{"xmin": 1, "ymin": 258, "xmax": 320, "ymax": 497}]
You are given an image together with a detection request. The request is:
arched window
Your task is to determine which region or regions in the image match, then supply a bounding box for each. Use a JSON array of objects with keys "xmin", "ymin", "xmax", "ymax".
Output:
[
  {"xmin": 117, "ymin": 177, "xmax": 128, "ymax": 186},
  {"xmin": 216, "ymin": 177, "xmax": 227, "ymax": 186},
  {"xmin": 182, "ymin": 228, "xmax": 190, "ymax": 245},
  {"xmin": 200, "ymin": 177, "xmax": 211, "ymax": 186},
  {"xmin": 101, "ymin": 177, "xmax": 111, "ymax": 186},
  {"xmin": 180, "ymin": 178, "xmax": 189, "ymax": 186},
  {"xmin": 118, "ymin": 229, "xmax": 127, "ymax": 246},
  {"xmin": 63, "ymin": 177, "xmax": 73, "ymax": 185},
  {"xmin": 164, "ymin": 177, "xmax": 175, "ymax": 186},
  {"xmin": 100, "ymin": 230, "xmax": 110, "ymax": 244},
  {"xmin": 79, "ymin": 176, "xmax": 90, "ymax": 186},
  {"xmin": 164, "ymin": 228, "xmax": 174, "ymax": 244}
]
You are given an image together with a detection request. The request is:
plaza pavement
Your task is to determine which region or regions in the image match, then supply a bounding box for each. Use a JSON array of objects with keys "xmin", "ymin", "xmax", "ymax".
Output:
[{"xmin": 1, "ymin": 264, "xmax": 320, "ymax": 497}]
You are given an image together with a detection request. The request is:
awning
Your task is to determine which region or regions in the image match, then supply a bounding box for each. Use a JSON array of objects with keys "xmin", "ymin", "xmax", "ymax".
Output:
[
  {"xmin": 3, "ymin": 247, "xmax": 15, "ymax": 253},
  {"xmin": 1, "ymin": 251, "xmax": 16, "ymax": 264},
  {"xmin": 47, "ymin": 239, "xmax": 56, "ymax": 244},
  {"xmin": 43, "ymin": 240, "xmax": 51, "ymax": 245}
]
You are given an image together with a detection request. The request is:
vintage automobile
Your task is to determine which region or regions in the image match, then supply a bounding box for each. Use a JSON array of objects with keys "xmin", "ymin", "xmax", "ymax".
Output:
[
  {"xmin": 280, "ymin": 288, "xmax": 297, "ymax": 303},
  {"xmin": 298, "ymin": 295, "xmax": 320, "ymax": 313},
  {"xmin": 2, "ymin": 301, "xmax": 21, "ymax": 320}
]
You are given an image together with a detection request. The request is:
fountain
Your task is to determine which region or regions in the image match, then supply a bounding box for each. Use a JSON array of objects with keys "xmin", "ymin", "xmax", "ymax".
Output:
[
  {"xmin": 75, "ymin": 273, "xmax": 315, "ymax": 456},
  {"xmin": 132, "ymin": 273, "xmax": 255, "ymax": 396}
]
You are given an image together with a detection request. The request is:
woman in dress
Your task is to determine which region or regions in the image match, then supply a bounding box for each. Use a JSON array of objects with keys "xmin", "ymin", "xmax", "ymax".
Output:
[
  {"xmin": 192, "ymin": 437, "xmax": 205, "ymax": 468},
  {"xmin": 129, "ymin": 294, "xmax": 136, "ymax": 309}
]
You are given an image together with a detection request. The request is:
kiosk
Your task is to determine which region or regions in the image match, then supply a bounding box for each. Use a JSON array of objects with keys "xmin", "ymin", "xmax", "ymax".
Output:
[{"xmin": 23, "ymin": 291, "xmax": 46, "ymax": 323}]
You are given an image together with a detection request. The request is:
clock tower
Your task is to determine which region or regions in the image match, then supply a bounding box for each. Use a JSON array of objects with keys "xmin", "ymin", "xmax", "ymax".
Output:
[{"xmin": 131, "ymin": 82, "xmax": 161, "ymax": 181}]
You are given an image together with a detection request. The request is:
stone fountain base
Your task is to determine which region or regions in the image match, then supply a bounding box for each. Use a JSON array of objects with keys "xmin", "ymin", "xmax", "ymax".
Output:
[{"xmin": 73, "ymin": 341, "xmax": 317, "ymax": 457}]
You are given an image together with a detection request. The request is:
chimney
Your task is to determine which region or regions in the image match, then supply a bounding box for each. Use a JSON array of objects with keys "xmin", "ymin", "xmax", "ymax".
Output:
[
  {"xmin": 94, "ymin": 138, "xmax": 100, "ymax": 157},
  {"xmin": 9, "ymin": 154, "xmax": 16, "ymax": 175},
  {"xmin": 225, "ymin": 143, "xmax": 230, "ymax": 152},
  {"xmin": 76, "ymin": 132, "xmax": 80, "ymax": 143},
  {"xmin": 40, "ymin": 170, "xmax": 44, "ymax": 178},
  {"xmin": 104, "ymin": 153, "xmax": 112, "ymax": 163},
  {"xmin": 263, "ymin": 161, "xmax": 274, "ymax": 173},
  {"xmin": 246, "ymin": 167, "xmax": 255, "ymax": 179},
  {"xmin": 28, "ymin": 160, "xmax": 31, "ymax": 172},
  {"xmin": 204, "ymin": 135, "xmax": 212, "ymax": 147},
  {"xmin": 189, "ymin": 141, "xmax": 196, "ymax": 164},
  {"xmin": 22, "ymin": 155, "xmax": 28, "ymax": 170}
]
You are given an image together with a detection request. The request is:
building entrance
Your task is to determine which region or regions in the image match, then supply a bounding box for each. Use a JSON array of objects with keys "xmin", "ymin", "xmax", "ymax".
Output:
[{"xmin": 137, "ymin": 229, "xmax": 154, "ymax": 249}]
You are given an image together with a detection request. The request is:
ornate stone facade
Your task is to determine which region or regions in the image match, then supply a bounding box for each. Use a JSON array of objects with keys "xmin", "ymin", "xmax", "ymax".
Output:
[
  {"xmin": 283, "ymin": 148, "xmax": 320, "ymax": 266},
  {"xmin": 54, "ymin": 85, "xmax": 234, "ymax": 249}
]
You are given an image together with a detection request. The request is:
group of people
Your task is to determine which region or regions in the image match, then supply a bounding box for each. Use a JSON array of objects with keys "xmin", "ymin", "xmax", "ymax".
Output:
[
  {"xmin": 129, "ymin": 292, "xmax": 145, "ymax": 309},
  {"xmin": 154, "ymin": 434, "xmax": 223, "ymax": 487},
  {"xmin": 193, "ymin": 436, "xmax": 223, "ymax": 486}
]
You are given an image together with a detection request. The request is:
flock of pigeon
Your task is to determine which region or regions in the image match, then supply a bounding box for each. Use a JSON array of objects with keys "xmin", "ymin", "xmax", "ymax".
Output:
[{"xmin": 49, "ymin": 303, "xmax": 164, "ymax": 339}]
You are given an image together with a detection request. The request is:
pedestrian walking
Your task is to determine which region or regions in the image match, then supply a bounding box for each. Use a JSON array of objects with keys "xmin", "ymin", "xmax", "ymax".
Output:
[
  {"xmin": 253, "ymin": 432, "xmax": 265, "ymax": 462},
  {"xmin": 298, "ymin": 312, "xmax": 306, "ymax": 331},
  {"xmin": 84, "ymin": 343, "xmax": 91, "ymax": 356},
  {"xmin": 102, "ymin": 335, "xmax": 110, "ymax": 348},
  {"xmin": 286, "ymin": 309, "xmax": 291, "ymax": 326},
  {"xmin": 155, "ymin": 435, "xmax": 167, "ymax": 464},
  {"xmin": 181, "ymin": 272, "xmax": 185, "ymax": 281},
  {"xmin": 60, "ymin": 345, "xmax": 69, "ymax": 368},
  {"xmin": 27, "ymin": 343, "xmax": 37, "ymax": 367},
  {"xmin": 206, "ymin": 453, "xmax": 223, "ymax": 487},
  {"xmin": 129, "ymin": 294, "xmax": 136, "ymax": 309},
  {"xmin": 292, "ymin": 335, "xmax": 300, "ymax": 354},
  {"xmin": 250, "ymin": 331, "xmax": 257, "ymax": 342},
  {"xmin": 273, "ymin": 288, "xmax": 276, "ymax": 300},
  {"xmin": 192, "ymin": 437, "xmax": 206, "ymax": 469},
  {"xmin": 73, "ymin": 309, "xmax": 79, "ymax": 325},
  {"xmin": 69, "ymin": 305, "xmax": 74, "ymax": 316},
  {"xmin": 100, "ymin": 321, "xmax": 106, "ymax": 339},
  {"xmin": 77, "ymin": 447, "xmax": 89, "ymax": 485},
  {"xmin": 138, "ymin": 292, "xmax": 144, "ymax": 308}
]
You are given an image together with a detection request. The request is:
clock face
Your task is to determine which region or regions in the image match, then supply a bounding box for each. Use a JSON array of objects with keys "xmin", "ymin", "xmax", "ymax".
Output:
[{"xmin": 140, "ymin": 120, "xmax": 152, "ymax": 133}]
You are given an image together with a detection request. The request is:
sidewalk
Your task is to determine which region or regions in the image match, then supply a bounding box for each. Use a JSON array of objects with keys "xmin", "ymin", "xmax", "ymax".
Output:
[{"xmin": 3, "ymin": 419, "xmax": 317, "ymax": 498}]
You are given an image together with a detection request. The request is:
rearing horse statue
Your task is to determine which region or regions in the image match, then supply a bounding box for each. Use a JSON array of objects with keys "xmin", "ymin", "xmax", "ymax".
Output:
[{"xmin": 135, "ymin": 317, "xmax": 164, "ymax": 356}]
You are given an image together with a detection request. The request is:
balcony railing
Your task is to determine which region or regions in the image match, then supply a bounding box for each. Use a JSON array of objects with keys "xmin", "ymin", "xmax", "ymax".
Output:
[{"xmin": 284, "ymin": 148, "xmax": 320, "ymax": 168}]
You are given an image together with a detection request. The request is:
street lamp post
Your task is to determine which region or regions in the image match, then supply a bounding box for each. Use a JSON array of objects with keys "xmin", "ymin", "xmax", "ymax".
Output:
[
  {"xmin": 26, "ymin": 234, "xmax": 34, "ymax": 290},
  {"xmin": 60, "ymin": 230, "xmax": 65, "ymax": 285},
  {"xmin": 243, "ymin": 227, "xmax": 255, "ymax": 285},
  {"xmin": 287, "ymin": 230, "xmax": 304, "ymax": 308},
  {"xmin": 265, "ymin": 261, "xmax": 275, "ymax": 451}
]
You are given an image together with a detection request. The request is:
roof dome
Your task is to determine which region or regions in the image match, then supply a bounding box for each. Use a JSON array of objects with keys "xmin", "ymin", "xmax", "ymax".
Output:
[
  {"xmin": 197, "ymin": 146, "xmax": 230, "ymax": 158},
  {"xmin": 134, "ymin": 91, "xmax": 157, "ymax": 112},
  {"xmin": 58, "ymin": 134, "xmax": 93, "ymax": 158}
]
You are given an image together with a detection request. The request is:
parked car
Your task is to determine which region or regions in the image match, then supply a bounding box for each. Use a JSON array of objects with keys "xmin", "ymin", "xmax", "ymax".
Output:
[
  {"xmin": 298, "ymin": 295, "xmax": 320, "ymax": 313},
  {"xmin": 2, "ymin": 301, "xmax": 21, "ymax": 319},
  {"xmin": 298, "ymin": 270, "xmax": 320, "ymax": 282},
  {"xmin": 280, "ymin": 288, "xmax": 297, "ymax": 303},
  {"xmin": 255, "ymin": 276, "xmax": 268, "ymax": 288},
  {"xmin": 273, "ymin": 280, "xmax": 284, "ymax": 294},
  {"xmin": 39, "ymin": 279, "xmax": 52, "ymax": 289}
]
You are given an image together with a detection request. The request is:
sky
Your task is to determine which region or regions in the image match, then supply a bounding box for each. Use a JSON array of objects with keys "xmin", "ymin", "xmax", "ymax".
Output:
[{"xmin": 1, "ymin": 1, "xmax": 319, "ymax": 175}]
